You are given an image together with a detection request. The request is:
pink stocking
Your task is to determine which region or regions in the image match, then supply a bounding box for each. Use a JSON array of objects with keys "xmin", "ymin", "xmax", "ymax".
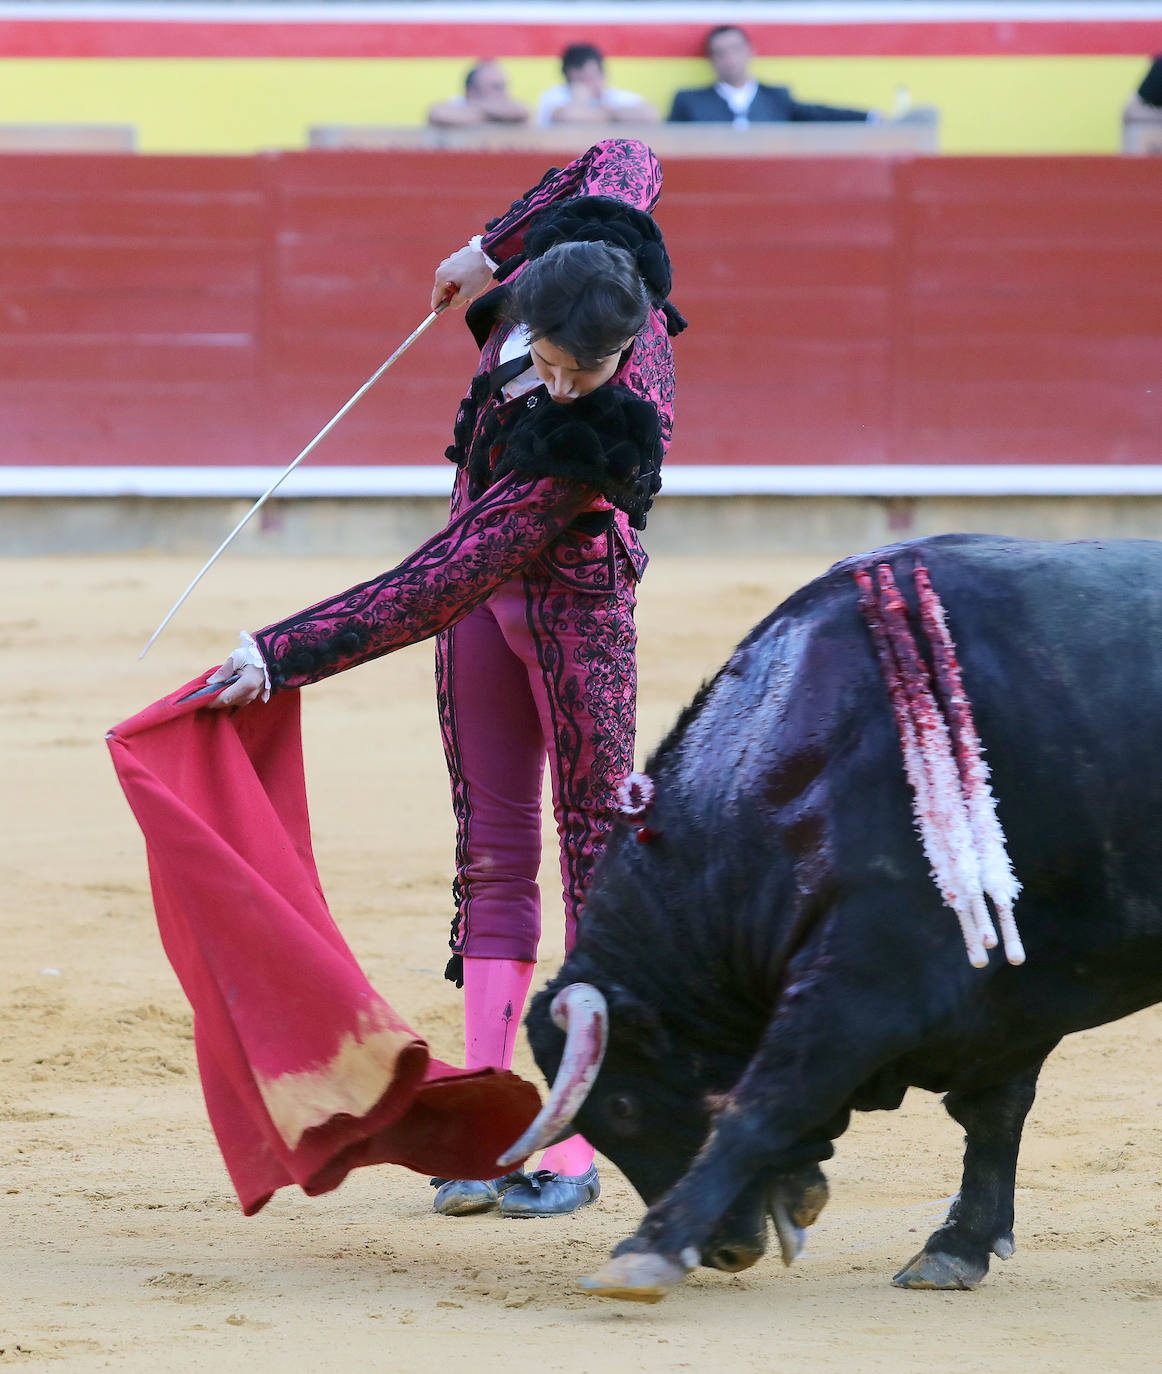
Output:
[
  {"xmin": 462, "ymin": 956, "xmax": 535, "ymax": 1072},
  {"xmin": 463, "ymin": 959, "xmax": 595, "ymax": 1178},
  {"xmin": 538, "ymin": 1135, "xmax": 595, "ymax": 1177}
]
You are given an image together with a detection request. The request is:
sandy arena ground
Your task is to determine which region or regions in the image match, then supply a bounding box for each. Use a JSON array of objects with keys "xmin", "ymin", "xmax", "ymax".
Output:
[{"xmin": 3, "ymin": 548, "xmax": 1162, "ymax": 1373}]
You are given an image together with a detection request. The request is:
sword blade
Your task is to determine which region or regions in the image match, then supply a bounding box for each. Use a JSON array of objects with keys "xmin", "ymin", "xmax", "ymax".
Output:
[{"xmin": 139, "ymin": 299, "xmax": 450, "ymax": 659}]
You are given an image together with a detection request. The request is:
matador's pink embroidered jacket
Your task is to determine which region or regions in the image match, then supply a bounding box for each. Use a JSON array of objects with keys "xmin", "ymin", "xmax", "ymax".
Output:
[{"xmin": 252, "ymin": 139, "xmax": 679, "ymax": 694}]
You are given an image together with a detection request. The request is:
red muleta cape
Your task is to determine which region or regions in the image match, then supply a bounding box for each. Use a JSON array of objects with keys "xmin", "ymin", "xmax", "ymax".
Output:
[{"xmin": 107, "ymin": 677, "xmax": 540, "ymax": 1215}]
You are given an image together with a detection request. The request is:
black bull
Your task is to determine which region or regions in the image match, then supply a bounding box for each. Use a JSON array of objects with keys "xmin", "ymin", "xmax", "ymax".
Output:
[{"xmin": 505, "ymin": 534, "xmax": 1162, "ymax": 1302}]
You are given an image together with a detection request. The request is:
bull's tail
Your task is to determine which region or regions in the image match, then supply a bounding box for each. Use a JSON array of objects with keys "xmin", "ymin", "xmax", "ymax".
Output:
[{"xmin": 855, "ymin": 560, "xmax": 1025, "ymax": 969}]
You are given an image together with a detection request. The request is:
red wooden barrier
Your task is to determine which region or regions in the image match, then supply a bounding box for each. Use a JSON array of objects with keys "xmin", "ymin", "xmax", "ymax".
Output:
[
  {"xmin": 659, "ymin": 156, "xmax": 896, "ymax": 465},
  {"xmin": 0, "ymin": 155, "xmax": 265, "ymax": 465},
  {"xmin": 892, "ymin": 158, "xmax": 1162, "ymax": 465},
  {"xmin": 1, "ymin": 151, "xmax": 1159, "ymax": 470}
]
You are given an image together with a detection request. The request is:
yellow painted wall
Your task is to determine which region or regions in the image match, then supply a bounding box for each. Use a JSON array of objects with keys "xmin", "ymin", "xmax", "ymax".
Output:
[{"xmin": 0, "ymin": 55, "xmax": 1144, "ymax": 154}]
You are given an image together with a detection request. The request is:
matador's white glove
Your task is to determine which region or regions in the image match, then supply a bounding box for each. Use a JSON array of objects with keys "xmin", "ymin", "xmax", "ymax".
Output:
[{"xmin": 206, "ymin": 631, "xmax": 270, "ymax": 707}]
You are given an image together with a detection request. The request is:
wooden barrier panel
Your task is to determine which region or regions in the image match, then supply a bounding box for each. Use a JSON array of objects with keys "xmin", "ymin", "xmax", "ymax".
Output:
[
  {"xmin": 307, "ymin": 118, "xmax": 940, "ymax": 158},
  {"xmin": 658, "ymin": 155, "xmax": 896, "ymax": 466},
  {"xmin": 0, "ymin": 155, "xmax": 264, "ymax": 465},
  {"xmin": 893, "ymin": 158, "xmax": 1162, "ymax": 465},
  {"xmin": 1, "ymin": 150, "xmax": 1159, "ymax": 471},
  {"xmin": 0, "ymin": 123, "xmax": 136, "ymax": 151}
]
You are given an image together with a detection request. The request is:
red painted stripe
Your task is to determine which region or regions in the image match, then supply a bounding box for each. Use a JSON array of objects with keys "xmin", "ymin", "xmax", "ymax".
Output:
[{"xmin": 2, "ymin": 19, "xmax": 1161, "ymax": 59}]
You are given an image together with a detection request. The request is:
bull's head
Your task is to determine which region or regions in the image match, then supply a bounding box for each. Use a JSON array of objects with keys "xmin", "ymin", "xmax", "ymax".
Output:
[
  {"xmin": 498, "ymin": 981, "xmax": 710, "ymax": 1206},
  {"xmin": 498, "ymin": 980, "xmax": 829, "ymax": 1301}
]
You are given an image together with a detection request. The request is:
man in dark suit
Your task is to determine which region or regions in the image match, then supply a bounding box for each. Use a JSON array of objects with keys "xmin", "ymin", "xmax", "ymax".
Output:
[{"xmin": 669, "ymin": 25, "xmax": 871, "ymax": 125}]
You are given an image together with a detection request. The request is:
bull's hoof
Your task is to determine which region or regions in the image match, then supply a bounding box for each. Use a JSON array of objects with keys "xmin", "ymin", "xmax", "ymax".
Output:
[
  {"xmin": 768, "ymin": 1169, "xmax": 829, "ymax": 1266},
  {"xmin": 578, "ymin": 1250, "xmax": 693, "ymax": 1303},
  {"xmin": 891, "ymin": 1248, "xmax": 988, "ymax": 1291},
  {"xmin": 792, "ymin": 1179, "xmax": 830, "ymax": 1230},
  {"xmin": 772, "ymin": 1200, "xmax": 806, "ymax": 1267},
  {"xmin": 705, "ymin": 1242, "xmax": 764, "ymax": 1274}
]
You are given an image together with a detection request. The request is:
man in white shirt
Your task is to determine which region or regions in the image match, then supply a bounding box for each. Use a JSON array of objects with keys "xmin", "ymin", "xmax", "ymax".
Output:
[{"xmin": 537, "ymin": 43, "xmax": 659, "ymax": 127}]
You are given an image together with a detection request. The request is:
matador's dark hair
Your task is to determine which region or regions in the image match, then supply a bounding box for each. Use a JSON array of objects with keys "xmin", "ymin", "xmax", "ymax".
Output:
[{"xmin": 503, "ymin": 240, "xmax": 650, "ymax": 371}]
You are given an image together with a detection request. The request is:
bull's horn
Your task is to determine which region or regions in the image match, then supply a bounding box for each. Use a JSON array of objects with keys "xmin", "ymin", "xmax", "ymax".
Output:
[{"xmin": 495, "ymin": 983, "xmax": 608, "ymax": 1168}]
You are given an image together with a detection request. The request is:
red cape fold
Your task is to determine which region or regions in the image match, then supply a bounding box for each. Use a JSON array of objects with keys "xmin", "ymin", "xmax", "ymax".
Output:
[{"xmin": 106, "ymin": 675, "xmax": 540, "ymax": 1216}]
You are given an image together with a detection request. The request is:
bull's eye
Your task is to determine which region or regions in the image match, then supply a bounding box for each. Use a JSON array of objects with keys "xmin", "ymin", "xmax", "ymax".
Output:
[{"xmin": 604, "ymin": 1092, "xmax": 642, "ymax": 1133}]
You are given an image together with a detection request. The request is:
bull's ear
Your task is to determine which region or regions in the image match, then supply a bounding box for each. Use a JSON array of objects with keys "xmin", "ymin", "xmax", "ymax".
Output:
[{"xmin": 605, "ymin": 984, "xmax": 671, "ymax": 1060}]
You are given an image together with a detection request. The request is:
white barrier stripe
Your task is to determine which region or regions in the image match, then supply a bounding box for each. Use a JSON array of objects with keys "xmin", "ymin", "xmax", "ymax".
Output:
[
  {"xmin": 5, "ymin": 464, "xmax": 1162, "ymax": 499},
  {"xmin": 4, "ymin": 3, "xmax": 1159, "ymax": 25},
  {"xmin": 660, "ymin": 466, "xmax": 1162, "ymax": 497},
  {"xmin": 0, "ymin": 467, "xmax": 457, "ymax": 499}
]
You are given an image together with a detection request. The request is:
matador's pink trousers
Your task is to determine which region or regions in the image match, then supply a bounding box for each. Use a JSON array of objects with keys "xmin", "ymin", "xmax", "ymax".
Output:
[{"xmin": 437, "ymin": 564, "xmax": 637, "ymax": 970}]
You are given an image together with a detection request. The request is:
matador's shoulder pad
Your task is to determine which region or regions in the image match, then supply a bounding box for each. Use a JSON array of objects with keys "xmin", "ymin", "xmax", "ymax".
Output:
[{"xmin": 493, "ymin": 384, "xmax": 664, "ymax": 531}]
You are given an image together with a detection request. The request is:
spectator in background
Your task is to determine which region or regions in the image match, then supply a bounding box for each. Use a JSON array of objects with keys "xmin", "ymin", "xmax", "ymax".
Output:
[
  {"xmin": 1122, "ymin": 55, "xmax": 1162, "ymax": 152},
  {"xmin": 669, "ymin": 25, "xmax": 872, "ymax": 126},
  {"xmin": 428, "ymin": 60, "xmax": 530, "ymax": 128},
  {"xmin": 1126, "ymin": 54, "xmax": 1162, "ymax": 113},
  {"xmin": 537, "ymin": 44, "xmax": 659, "ymax": 126}
]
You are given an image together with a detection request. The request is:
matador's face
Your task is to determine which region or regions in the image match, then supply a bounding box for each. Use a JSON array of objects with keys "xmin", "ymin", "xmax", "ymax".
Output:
[{"xmin": 530, "ymin": 336, "xmax": 630, "ymax": 403}]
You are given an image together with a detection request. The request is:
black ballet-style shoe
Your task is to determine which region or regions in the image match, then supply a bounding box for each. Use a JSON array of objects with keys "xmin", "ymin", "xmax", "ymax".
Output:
[
  {"xmin": 497, "ymin": 1165, "xmax": 600, "ymax": 1218},
  {"xmin": 430, "ymin": 1172, "xmax": 530, "ymax": 1216}
]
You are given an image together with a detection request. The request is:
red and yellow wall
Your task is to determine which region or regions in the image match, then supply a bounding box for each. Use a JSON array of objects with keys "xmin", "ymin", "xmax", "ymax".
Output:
[{"xmin": 1, "ymin": 3, "xmax": 1160, "ymax": 155}]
